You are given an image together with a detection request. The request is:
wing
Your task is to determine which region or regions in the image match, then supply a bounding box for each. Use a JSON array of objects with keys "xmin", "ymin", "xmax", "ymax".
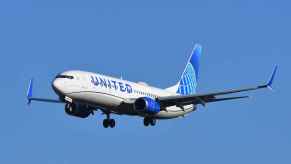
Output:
[
  {"xmin": 157, "ymin": 65, "xmax": 278, "ymax": 107},
  {"xmin": 26, "ymin": 79, "xmax": 63, "ymax": 104}
]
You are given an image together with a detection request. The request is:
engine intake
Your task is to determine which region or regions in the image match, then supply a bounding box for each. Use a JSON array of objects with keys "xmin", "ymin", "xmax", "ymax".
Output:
[{"xmin": 134, "ymin": 97, "xmax": 160, "ymax": 114}]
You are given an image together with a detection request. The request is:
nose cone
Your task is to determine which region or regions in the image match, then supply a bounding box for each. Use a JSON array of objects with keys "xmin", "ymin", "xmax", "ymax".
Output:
[{"xmin": 52, "ymin": 79, "xmax": 64, "ymax": 95}]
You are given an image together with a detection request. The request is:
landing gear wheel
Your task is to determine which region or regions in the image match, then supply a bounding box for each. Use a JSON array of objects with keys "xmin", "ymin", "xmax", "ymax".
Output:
[
  {"xmin": 103, "ymin": 119, "xmax": 109, "ymax": 128},
  {"xmin": 102, "ymin": 112, "xmax": 116, "ymax": 128},
  {"xmin": 144, "ymin": 117, "xmax": 156, "ymax": 127},
  {"xmin": 109, "ymin": 119, "xmax": 115, "ymax": 128},
  {"xmin": 143, "ymin": 117, "xmax": 150, "ymax": 127},
  {"xmin": 150, "ymin": 119, "xmax": 156, "ymax": 126}
]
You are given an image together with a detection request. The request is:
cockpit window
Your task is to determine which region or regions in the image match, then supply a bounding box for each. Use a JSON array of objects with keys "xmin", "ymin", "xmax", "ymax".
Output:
[{"xmin": 55, "ymin": 74, "xmax": 74, "ymax": 79}]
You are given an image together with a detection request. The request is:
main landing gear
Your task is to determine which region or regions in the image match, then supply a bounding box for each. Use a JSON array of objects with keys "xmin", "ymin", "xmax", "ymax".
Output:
[
  {"xmin": 143, "ymin": 117, "xmax": 156, "ymax": 127},
  {"xmin": 103, "ymin": 113, "xmax": 115, "ymax": 128}
]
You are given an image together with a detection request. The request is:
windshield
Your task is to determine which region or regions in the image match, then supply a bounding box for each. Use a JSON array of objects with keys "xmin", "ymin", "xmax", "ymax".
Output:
[{"xmin": 55, "ymin": 74, "xmax": 74, "ymax": 79}]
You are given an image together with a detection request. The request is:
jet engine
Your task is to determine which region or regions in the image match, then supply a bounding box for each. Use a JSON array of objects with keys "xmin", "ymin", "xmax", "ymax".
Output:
[
  {"xmin": 134, "ymin": 97, "xmax": 160, "ymax": 114},
  {"xmin": 65, "ymin": 103, "xmax": 92, "ymax": 118}
]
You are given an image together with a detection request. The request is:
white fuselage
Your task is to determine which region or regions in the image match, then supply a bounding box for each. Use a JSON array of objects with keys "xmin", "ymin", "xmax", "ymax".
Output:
[{"xmin": 52, "ymin": 70, "xmax": 195, "ymax": 119}]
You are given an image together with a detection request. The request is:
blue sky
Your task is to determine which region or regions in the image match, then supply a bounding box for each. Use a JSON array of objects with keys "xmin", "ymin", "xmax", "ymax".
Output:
[{"xmin": 0, "ymin": 0, "xmax": 290, "ymax": 163}]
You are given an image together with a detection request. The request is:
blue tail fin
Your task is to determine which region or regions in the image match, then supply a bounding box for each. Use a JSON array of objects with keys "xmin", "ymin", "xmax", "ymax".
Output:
[{"xmin": 176, "ymin": 44, "xmax": 202, "ymax": 95}]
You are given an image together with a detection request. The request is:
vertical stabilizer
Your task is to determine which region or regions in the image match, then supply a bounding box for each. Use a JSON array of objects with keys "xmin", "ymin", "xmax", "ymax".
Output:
[{"xmin": 176, "ymin": 44, "xmax": 202, "ymax": 95}]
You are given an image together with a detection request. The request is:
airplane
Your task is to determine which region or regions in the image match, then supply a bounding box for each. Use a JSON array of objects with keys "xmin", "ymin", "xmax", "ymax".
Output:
[{"xmin": 26, "ymin": 44, "xmax": 278, "ymax": 128}]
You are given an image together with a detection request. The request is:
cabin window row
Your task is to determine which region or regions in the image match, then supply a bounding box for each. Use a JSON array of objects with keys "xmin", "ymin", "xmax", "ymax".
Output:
[{"xmin": 134, "ymin": 90, "xmax": 157, "ymax": 98}]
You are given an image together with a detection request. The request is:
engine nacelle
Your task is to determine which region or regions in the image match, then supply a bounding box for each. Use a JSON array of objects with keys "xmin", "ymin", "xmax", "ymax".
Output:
[
  {"xmin": 134, "ymin": 97, "xmax": 160, "ymax": 114},
  {"xmin": 65, "ymin": 103, "xmax": 92, "ymax": 118}
]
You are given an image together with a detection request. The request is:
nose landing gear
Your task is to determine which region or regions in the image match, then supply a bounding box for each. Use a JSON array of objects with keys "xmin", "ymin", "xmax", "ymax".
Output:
[
  {"xmin": 103, "ymin": 119, "xmax": 115, "ymax": 128},
  {"xmin": 103, "ymin": 113, "xmax": 116, "ymax": 128}
]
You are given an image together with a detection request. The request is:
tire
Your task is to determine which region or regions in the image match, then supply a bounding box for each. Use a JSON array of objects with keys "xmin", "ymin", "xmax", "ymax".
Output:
[
  {"xmin": 103, "ymin": 119, "xmax": 109, "ymax": 128},
  {"xmin": 143, "ymin": 118, "xmax": 150, "ymax": 127},
  {"xmin": 150, "ymin": 119, "xmax": 156, "ymax": 126},
  {"xmin": 109, "ymin": 119, "xmax": 115, "ymax": 128}
]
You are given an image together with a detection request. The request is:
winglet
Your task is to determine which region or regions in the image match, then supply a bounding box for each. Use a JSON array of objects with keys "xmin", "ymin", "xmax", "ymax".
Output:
[
  {"xmin": 266, "ymin": 65, "xmax": 278, "ymax": 90},
  {"xmin": 27, "ymin": 78, "xmax": 33, "ymax": 105}
]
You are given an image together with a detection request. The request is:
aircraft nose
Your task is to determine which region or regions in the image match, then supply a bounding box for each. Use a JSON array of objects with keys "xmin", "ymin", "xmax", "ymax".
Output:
[{"xmin": 52, "ymin": 79, "xmax": 64, "ymax": 95}]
